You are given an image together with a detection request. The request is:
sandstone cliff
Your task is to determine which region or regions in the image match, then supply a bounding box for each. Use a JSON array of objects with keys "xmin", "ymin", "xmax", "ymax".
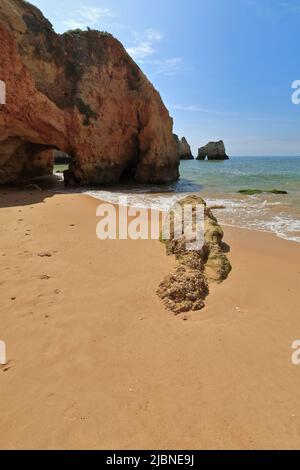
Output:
[
  {"xmin": 0, "ymin": 0, "xmax": 179, "ymax": 185},
  {"xmin": 173, "ymin": 134, "xmax": 194, "ymax": 160},
  {"xmin": 197, "ymin": 140, "xmax": 229, "ymax": 160}
]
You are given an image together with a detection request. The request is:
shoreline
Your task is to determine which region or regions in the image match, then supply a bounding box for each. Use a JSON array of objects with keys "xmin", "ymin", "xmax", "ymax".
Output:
[
  {"xmin": 83, "ymin": 188, "xmax": 300, "ymax": 244},
  {"xmin": 0, "ymin": 189, "xmax": 300, "ymax": 449}
]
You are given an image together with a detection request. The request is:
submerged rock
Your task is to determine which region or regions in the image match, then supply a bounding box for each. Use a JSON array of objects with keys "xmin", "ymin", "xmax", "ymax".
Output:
[
  {"xmin": 0, "ymin": 0, "xmax": 179, "ymax": 185},
  {"xmin": 173, "ymin": 134, "xmax": 194, "ymax": 160},
  {"xmin": 157, "ymin": 196, "xmax": 231, "ymax": 314},
  {"xmin": 238, "ymin": 189, "xmax": 288, "ymax": 195},
  {"xmin": 197, "ymin": 140, "xmax": 229, "ymax": 160}
]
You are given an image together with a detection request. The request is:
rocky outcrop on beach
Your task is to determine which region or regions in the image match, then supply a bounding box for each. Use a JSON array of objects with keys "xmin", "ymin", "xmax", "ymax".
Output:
[
  {"xmin": 0, "ymin": 0, "xmax": 179, "ymax": 185},
  {"xmin": 157, "ymin": 195, "xmax": 231, "ymax": 314},
  {"xmin": 173, "ymin": 134, "xmax": 194, "ymax": 160},
  {"xmin": 197, "ymin": 140, "xmax": 229, "ymax": 160}
]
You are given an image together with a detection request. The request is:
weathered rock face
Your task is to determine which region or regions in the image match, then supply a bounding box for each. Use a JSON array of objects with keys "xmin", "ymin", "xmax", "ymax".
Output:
[
  {"xmin": 197, "ymin": 140, "xmax": 229, "ymax": 160},
  {"xmin": 173, "ymin": 134, "xmax": 194, "ymax": 160},
  {"xmin": 0, "ymin": 0, "xmax": 179, "ymax": 185},
  {"xmin": 157, "ymin": 195, "xmax": 231, "ymax": 314}
]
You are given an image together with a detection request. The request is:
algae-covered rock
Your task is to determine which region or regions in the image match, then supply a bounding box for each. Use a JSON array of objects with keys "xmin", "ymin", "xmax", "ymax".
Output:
[
  {"xmin": 157, "ymin": 195, "xmax": 231, "ymax": 314},
  {"xmin": 238, "ymin": 189, "xmax": 288, "ymax": 195}
]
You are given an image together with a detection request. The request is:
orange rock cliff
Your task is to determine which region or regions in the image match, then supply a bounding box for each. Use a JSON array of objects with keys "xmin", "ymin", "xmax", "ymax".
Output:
[{"xmin": 0, "ymin": 0, "xmax": 180, "ymax": 185}]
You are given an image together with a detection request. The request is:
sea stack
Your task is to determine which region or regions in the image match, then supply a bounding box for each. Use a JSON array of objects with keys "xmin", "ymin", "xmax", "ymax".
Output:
[
  {"xmin": 173, "ymin": 134, "xmax": 194, "ymax": 160},
  {"xmin": 0, "ymin": 0, "xmax": 179, "ymax": 186},
  {"xmin": 197, "ymin": 140, "xmax": 229, "ymax": 160}
]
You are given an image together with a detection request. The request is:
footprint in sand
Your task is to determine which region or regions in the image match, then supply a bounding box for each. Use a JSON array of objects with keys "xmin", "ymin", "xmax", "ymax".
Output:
[
  {"xmin": 38, "ymin": 252, "xmax": 53, "ymax": 257},
  {"xmin": 45, "ymin": 395, "xmax": 88, "ymax": 422},
  {"xmin": 62, "ymin": 401, "xmax": 88, "ymax": 422},
  {"xmin": 0, "ymin": 361, "xmax": 14, "ymax": 373},
  {"xmin": 17, "ymin": 311, "xmax": 34, "ymax": 318}
]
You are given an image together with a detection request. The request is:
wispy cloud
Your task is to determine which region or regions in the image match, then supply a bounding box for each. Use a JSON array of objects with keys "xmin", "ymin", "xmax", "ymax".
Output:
[
  {"xmin": 127, "ymin": 42, "xmax": 156, "ymax": 59},
  {"xmin": 126, "ymin": 29, "xmax": 163, "ymax": 59},
  {"xmin": 170, "ymin": 104, "xmax": 229, "ymax": 115},
  {"xmin": 170, "ymin": 104, "xmax": 299, "ymax": 124},
  {"xmin": 157, "ymin": 58, "xmax": 183, "ymax": 75},
  {"xmin": 144, "ymin": 29, "xmax": 163, "ymax": 41},
  {"xmin": 126, "ymin": 31, "xmax": 184, "ymax": 75},
  {"xmin": 62, "ymin": 6, "xmax": 115, "ymax": 30},
  {"xmin": 137, "ymin": 57, "xmax": 185, "ymax": 76}
]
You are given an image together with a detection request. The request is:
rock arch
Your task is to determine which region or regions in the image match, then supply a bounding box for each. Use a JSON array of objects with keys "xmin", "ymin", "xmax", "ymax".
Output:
[{"xmin": 0, "ymin": 0, "xmax": 179, "ymax": 186}]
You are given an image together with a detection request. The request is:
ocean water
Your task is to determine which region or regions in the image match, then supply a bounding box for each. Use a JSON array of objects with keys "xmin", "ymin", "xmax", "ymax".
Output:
[{"xmin": 86, "ymin": 156, "xmax": 300, "ymax": 243}]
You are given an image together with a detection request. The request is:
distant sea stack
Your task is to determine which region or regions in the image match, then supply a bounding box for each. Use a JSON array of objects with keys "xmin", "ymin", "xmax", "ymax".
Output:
[
  {"xmin": 197, "ymin": 140, "xmax": 229, "ymax": 160},
  {"xmin": 0, "ymin": 0, "xmax": 179, "ymax": 186},
  {"xmin": 173, "ymin": 135, "xmax": 194, "ymax": 160}
]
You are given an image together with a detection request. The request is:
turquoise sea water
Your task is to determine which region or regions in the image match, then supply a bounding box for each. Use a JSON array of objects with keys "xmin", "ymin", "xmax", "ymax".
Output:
[
  {"xmin": 87, "ymin": 156, "xmax": 300, "ymax": 243},
  {"xmin": 180, "ymin": 156, "xmax": 300, "ymax": 195},
  {"xmin": 179, "ymin": 156, "xmax": 300, "ymax": 242}
]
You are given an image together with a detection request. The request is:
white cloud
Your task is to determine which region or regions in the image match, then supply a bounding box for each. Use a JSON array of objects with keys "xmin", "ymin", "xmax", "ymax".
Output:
[
  {"xmin": 171, "ymin": 104, "xmax": 201, "ymax": 112},
  {"xmin": 126, "ymin": 29, "xmax": 185, "ymax": 75},
  {"xmin": 145, "ymin": 29, "xmax": 163, "ymax": 41},
  {"xmin": 62, "ymin": 6, "xmax": 115, "ymax": 30},
  {"xmin": 127, "ymin": 42, "xmax": 156, "ymax": 60},
  {"xmin": 135, "ymin": 57, "xmax": 185, "ymax": 75},
  {"xmin": 170, "ymin": 104, "xmax": 235, "ymax": 115},
  {"xmin": 157, "ymin": 58, "xmax": 183, "ymax": 75},
  {"xmin": 126, "ymin": 28, "xmax": 163, "ymax": 59}
]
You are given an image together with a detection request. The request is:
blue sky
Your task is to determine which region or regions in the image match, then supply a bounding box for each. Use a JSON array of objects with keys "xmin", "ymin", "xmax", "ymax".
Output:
[{"xmin": 31, "ymin": 0, "xmax": 300, "ymax": 156}]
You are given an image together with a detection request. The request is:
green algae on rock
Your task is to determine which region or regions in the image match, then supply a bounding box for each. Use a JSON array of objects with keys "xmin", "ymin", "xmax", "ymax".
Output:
[
  {"xmin": 238, "ymin": 189, "xmax": 288, "ymax": 195},
  {"xmin": 157, "ymin": 195, "xmax": 231, "ymax": 314}
]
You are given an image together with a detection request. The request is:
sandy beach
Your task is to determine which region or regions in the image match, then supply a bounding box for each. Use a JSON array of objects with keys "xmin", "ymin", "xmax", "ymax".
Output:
[{"xmin": 0, "ymin": 189, "xmax": 300, "ymax": 450}]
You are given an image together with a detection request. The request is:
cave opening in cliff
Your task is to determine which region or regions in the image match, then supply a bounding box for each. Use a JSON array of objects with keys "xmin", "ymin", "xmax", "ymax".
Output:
[
  {"xmin": 53, "ymin": 150, "xmax": 72, "ymax": 179},
  {"xmin": 119, "ymin": 136, "xmax": 141, "ymax": 184},
  {"xmin": 120, "ymin": 159, "xmax": 139, "ymax": 183},
  {"xmin": 0, "ymin": 139, "xmax": 59, "ymax": 185}
]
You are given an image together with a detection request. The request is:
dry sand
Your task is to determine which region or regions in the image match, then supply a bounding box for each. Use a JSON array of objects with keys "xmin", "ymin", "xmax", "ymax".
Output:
[{"xmin": 0, "ymin": 189, "xmax": 300, "ymax": 450}]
